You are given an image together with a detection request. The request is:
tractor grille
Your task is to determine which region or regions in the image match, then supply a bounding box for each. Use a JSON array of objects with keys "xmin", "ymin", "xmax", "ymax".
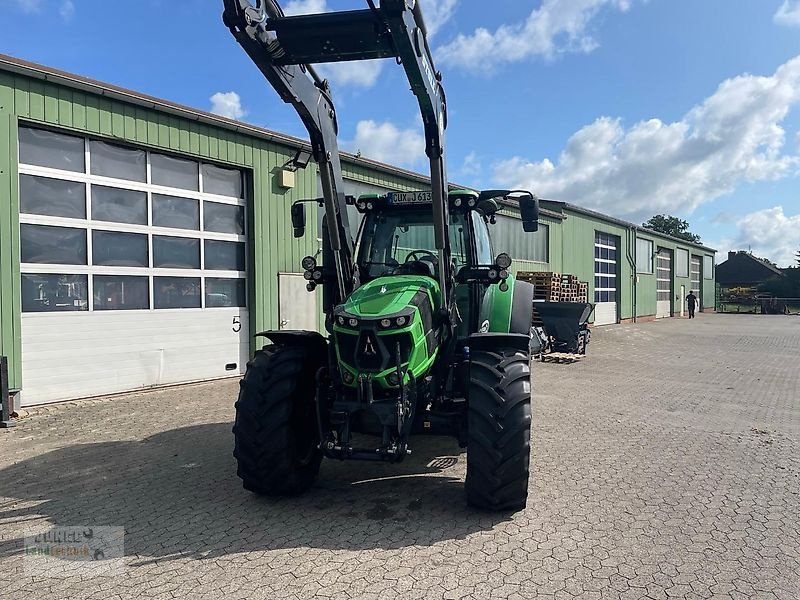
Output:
[{"xmin": 336, "ymin": 329, "xmax": 413, "ymax": 373}]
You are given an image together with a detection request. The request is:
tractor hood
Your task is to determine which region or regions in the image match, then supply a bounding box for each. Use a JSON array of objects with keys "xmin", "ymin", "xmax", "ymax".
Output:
[{"xmin": 339, "ymin": 275, "xmax": 441, "ymax": 318}]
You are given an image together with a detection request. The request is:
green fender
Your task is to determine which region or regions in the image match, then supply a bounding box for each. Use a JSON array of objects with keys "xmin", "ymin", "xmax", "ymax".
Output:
[{"xmin": 479, "ymin": 275, "xmax": 516, "ymax": 333}]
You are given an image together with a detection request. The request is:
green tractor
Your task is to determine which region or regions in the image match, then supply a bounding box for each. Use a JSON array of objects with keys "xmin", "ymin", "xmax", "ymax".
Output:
[{"xmin": 223, "ymin": 0, "xmax": 539, "ymax": 510}]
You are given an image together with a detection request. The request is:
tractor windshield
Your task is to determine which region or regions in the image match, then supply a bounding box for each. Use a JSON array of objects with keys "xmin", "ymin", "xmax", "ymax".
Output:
[{"xmin": 356, "ymin": 210, "xmax": 470, "ymax": 280}]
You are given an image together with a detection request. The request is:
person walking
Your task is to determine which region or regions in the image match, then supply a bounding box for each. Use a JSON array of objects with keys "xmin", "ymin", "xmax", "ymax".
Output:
[{"xmin": 686, "ymin": 290, "xmax": 698, "ymax": 319}]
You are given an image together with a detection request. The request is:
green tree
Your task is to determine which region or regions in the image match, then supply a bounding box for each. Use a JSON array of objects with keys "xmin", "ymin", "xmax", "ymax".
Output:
[
  {"xmin": 796, "ymin": 250, "xmax": 800, "ymax": 266},
  {"xmin": 642, "ymin": 214, "xmax": 701, "ymax": 243}
]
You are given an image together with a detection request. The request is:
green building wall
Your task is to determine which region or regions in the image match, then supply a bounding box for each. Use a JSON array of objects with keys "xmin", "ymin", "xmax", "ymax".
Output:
[
  {"xmin": 0, "ymin": 69, "xmax": 318, "ymax": 391},
  {"xmin": 0, "ymin": 60, "xmax": 717, "ymax": 392}
]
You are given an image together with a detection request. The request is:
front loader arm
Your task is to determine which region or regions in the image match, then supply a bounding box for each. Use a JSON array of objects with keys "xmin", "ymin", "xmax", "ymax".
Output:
[
  {"xmin": 222, "ymin": 0, "xmax": 450, "ymax": 310},
  {"xmin": 222, "ymin": 0, "xmax": 354, "ymax": 303}
]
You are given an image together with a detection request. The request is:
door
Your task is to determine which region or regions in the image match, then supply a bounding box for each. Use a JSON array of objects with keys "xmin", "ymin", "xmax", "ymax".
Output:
[
  {"xmin": 680, "ymin": 285, "xmax": 686, "ymax": 317},
  {"xmin": 278, "ymin": 273, "xmax": 319, "ymax": 331},
  {"xmin": 690, "ymin": 256, "xmax": 702, "ymax": 310},
  {"xmin": 593, "ymin": 232, "xmax": 619, "ymax": 326},
  {"xmin": 656, "ymin": 248, "xmax": 672, "ymax": 318},
  {"xmin": 17, "ymin": 126, "xmax": 249, "ymax": 406}
]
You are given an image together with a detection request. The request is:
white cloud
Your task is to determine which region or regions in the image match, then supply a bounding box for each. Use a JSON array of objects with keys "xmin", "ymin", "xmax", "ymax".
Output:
[
  {"xmin": 210, "ymin": 91, "xmax": 246, "ymax": 120},
  {"xmin": 436, "ymin": 0, "xmax": 636, "ymax": 73},
  {"xmin": 9, "ymin": 0, "xmax": 43, "ymax": 12},
  {"xmin": 774, "ymin": 1, "xmax": 800, "ymax": 27},
  {"xmin": 316, "ymin": 60, "xmax": 384, "ymax": 88},
  {"xmin": 459, "ymin": 151, "xmax": 482, "ymax": 178},
  {"xmin": 283, "ymin": 0, "xmax": 327, "ymax": 16},
  {"xmin": 733, "ymin": 206, "xmax": 800, "ymax": 267},
  {"xmin": 492, "ymin": 55, "xmax": 800, "ymax": 221},
  {"xmin": 419, "ymin": 0, "xmax": 459, "ymax": 37},
  {"xmin": 347, "ymin": 120, "xmax": 425, "ymax": 167},
  {"xmin": 59, "ymin": 0, "xmax": 73, "ymax": 21}
]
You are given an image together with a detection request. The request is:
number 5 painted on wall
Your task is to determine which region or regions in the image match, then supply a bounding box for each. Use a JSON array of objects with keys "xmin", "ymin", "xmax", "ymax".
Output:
[{"xmin": 232, "ymin": 315, "xmax": 241, "ymax": 333}]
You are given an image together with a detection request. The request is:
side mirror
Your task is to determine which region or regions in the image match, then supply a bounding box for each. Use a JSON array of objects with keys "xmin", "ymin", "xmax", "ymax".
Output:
[
  {"xmin": 290, "ymin": 203, "xmax": 306, "ymax": 238},
  {"xmin": 519, "ymin": 195, "xmax": 539, "ymax": 232}
]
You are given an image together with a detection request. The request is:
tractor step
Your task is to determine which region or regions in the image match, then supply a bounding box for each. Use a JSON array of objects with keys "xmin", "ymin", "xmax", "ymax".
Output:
[{"xmin": 268, "ymin": 10, "xmax": 396, "ymax": 65}]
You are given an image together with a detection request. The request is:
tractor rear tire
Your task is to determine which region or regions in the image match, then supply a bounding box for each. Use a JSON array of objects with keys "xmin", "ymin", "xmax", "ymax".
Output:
[
  {"xmin": 466, "ymin": 348, "xmax": 532, "ymax": 511},
  {"xmin": 233, "ymin": 344, "xmax": 323, "ymax": 496}
]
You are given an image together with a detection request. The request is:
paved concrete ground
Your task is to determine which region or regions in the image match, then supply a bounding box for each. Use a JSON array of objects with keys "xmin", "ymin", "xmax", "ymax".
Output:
[{"xmin": 1, "ymin": 313, "xmax": 798, "ymax": 599}]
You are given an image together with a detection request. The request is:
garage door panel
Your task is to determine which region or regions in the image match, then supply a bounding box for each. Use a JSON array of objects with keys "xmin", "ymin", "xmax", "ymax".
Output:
[
  {"xmin": 594, "ymin": 232, "xmax": 619, "ymax": 326},
  {"xmin": 17, "ymin": 125, "xmax": 250, "ymax": 406},
  {"xmin": 656, "ymin": 249, "xmax": 672, "ymax": 319},
  {"xmin": 21, "ymin": 310, "xmax": 249, "ymax": 405}
]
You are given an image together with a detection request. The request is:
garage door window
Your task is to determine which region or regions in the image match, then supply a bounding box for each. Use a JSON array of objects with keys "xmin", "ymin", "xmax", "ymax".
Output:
[
  {"xmin": 21, "ymin": 273, "xmax": 88, "ymax": 312},
  {"xmin": 18, "ymin": 125, "xmax": 247, "ymax": 312},
  {"xmin": 594, "ymin": 232, "xmax": 618, "ymax": 303}
]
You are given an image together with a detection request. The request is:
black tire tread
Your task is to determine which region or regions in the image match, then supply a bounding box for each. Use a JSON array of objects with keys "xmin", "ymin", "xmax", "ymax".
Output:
[
  {"xmin": 466, "ymin": 348, "xmax": 532, "ymax": 511},
  {"xmin": 232, "ymin": 344, "xmax": 322, "ymax": 496}
]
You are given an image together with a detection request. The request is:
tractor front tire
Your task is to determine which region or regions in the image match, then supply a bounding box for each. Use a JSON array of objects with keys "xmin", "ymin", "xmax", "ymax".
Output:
[
  {"xmin": 466, "ymin": 348, "xmax": 532, "ymax": 511},
  {"xmin": 233, "ymin": 344, "xmax": 323, "ymax": 496}
]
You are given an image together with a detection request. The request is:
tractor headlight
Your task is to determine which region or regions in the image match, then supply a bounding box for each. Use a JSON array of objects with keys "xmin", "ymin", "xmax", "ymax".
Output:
[
  {"xmin": 468, "ymin": 198, "xmax": 477, "ymax": 207},
  {"xmin": 301, "ymin": 256, "xmax": 316, "ymax": 271},
  {"xmin": 487, "ymin": 269, "xmax": 498, "ymax": 280},
  {"xmin": 395, "ymin": 316, "xmax": 408, "ymax": 327},
  {"xmin": 453, "ymin": 197, "xmax": 462, "ymax": 207},
  {"xmin": 495, "ymin": 252, "xmax": 512, "ymax": 269},
  {"xmin": 366, "ymin": 202, "xmax": 374, "ymax": 210},
  {"xmin": 380, "ymin": 318, "xmax": 392, "ymax": 328},
  {"xmin": 312, "ymin": 270, "xmax": 323, "ymax": 281},
  {"xmin": 348, "ymin": 318, "xmax": 359, "ymax": 327},
  {"xmin": 387, "ymin": 372, "xmax": 401, "ymax": 386},
  {"xmin": 303, "ymin": 270, "xmax": 313, "ymax": 280},
  {"xmin": 337, "ymin": 316, "xmax": 345, "ymax": 326},
  {"xmin": 342, "ymin": 370, "xmax": 355, "ymax": 384}
]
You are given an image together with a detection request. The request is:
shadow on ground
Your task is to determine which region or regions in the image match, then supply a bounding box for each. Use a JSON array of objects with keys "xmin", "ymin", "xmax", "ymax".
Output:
[{"xmin": 0, "ymin": 423, "xmax": 511, "ymax": 562}]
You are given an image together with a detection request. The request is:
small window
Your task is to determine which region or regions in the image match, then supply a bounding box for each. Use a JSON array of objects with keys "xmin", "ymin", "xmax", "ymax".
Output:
[
  {"xmin": 153, "ymin": 235, "xmax": 200, "ymax": 269},
  {"xmin": 204, "ymin": 201, "xmax": 245, "ymax": 234},
  {"xmin": 151, "ymin": 153, "xmax": 198, "ymax": 191},
  {"xmin": 636, "ymin": 238, "xmax": 653, "ymax": 274},
  {"xmin": 91, "ymin": 186, "xmax": 148, "ymax": 225},
  {"xmin": 92, "ymin": 230, "xmax": 149, "ymax": 267},
  {"xmin": 18, "ymin": 127, "xmax": 85, "ymax": 172},
  {"xmin": 21, "ymin": 224, "xmax": 87, "ymax": 265},
  {"xmin": 471, "ymin": 211, "xmax": 493, "ymax": 265},
  {"xmin": 152, "ymin": 194, "xmax": 200, "ymax": 230},
  {"xmin": 21, "ymin": 273, "xmax": 88, "ymax": 312},
  {"xmin": 154, "ymin": 277, "xmax": 201, "ymax": 309},
  {"xmin": 703, "ymin": 255, "xmax": 714, "ymax": 279},
  {"xmin": 205, "ymin": 278, "xmax": 246, "ymax": 307},
  {"xmin": 94, "ymin": 275, "xmax": 150, "ymax": 310},
  {"xmin": 202, "ymin": 163, "xmax": 243, "ymax": 198},
  {"xmin": 20, "ymin": 175, "xmax": 86, "ymax": 219},
  {"xmin": 204, "ymin": 240, "xmax": 245, "ymax": 271},
  {"xmin": 90, "ymin": 140, "xmax": 146, "ymax": 182},
  {"xmin": 676, "ymin": 248, "xmax": 689, "ymax": 278}
]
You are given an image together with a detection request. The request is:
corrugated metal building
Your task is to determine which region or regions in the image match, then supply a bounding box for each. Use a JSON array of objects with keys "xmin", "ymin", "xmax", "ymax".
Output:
[{"xmin": 0, "ymin": 55, "xmax": 715, "ymax": 407}]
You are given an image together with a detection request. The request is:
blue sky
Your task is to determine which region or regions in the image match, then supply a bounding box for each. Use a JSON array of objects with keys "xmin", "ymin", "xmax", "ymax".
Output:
[{"xmin": 3, "ymin": 0, "xmax": 800, "ymax": 264}]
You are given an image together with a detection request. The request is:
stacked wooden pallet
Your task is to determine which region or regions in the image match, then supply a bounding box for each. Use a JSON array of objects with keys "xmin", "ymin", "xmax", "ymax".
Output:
[{"xmin": 517, "ymin": 271, "xmax": 590, "ymax": 327}]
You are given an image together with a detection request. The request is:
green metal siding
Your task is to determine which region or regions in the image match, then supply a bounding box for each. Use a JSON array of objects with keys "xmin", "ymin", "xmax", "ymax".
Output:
[{"xmin": 0, "ymin": 70, "xmax": 319, "ymax": 390}]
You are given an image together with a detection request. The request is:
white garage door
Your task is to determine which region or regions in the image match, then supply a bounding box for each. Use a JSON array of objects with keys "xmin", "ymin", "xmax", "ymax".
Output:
[
  {"xmin": 690, "ymin": 256, "xmax": 702, "ymax": 308},
  {"xmin": 17, "ymin": 126, "xmax": 249, "ymax": 406},
  {"xmin": 594, "ymin": 232, "xmax": 619, "ymax": 326},
  {"xmin": 656, "ymin": 248, "xmax": 672, "ymax": 319}
]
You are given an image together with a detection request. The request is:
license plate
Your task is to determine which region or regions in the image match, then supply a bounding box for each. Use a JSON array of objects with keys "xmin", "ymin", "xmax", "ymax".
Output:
[{"xmin": 388, "ymin": 191, "xmax": 432, "ymax": 205}]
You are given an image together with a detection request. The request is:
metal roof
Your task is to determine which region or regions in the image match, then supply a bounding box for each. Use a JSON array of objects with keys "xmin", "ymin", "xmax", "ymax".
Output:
[
  {"xmin": 0, "ymin": 53, "xmax": 438, "ymax": 187},
  {"xmin": 540, "ymin": 199, "xmax": 717, "ymax": 253}
]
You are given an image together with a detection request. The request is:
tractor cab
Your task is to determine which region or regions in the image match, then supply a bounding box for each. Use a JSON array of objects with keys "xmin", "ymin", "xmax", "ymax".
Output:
[{"xmin": 353, "ymin": 190, "xmax": 485, "ymax": 283}]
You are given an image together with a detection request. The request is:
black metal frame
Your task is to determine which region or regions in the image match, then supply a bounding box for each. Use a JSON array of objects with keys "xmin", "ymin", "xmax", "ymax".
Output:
[
  {"xmin": 222, "ymin": 0, "xmax": 450, "ymax": 312},
  {"xmin": 0, "ymin": 356, "xmax": 15, "ymax": 428}
]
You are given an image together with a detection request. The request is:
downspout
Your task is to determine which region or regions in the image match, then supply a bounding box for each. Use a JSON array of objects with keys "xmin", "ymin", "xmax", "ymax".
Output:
[{"xmin": 626, "ymin": 226, "xmax": 637, "ymax": 323}]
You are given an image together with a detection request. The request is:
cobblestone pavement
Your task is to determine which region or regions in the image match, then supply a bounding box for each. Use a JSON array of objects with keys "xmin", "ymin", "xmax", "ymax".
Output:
[{"xmin": 1, "ymin": 314, "xmax": 799, "ymax": 599}]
